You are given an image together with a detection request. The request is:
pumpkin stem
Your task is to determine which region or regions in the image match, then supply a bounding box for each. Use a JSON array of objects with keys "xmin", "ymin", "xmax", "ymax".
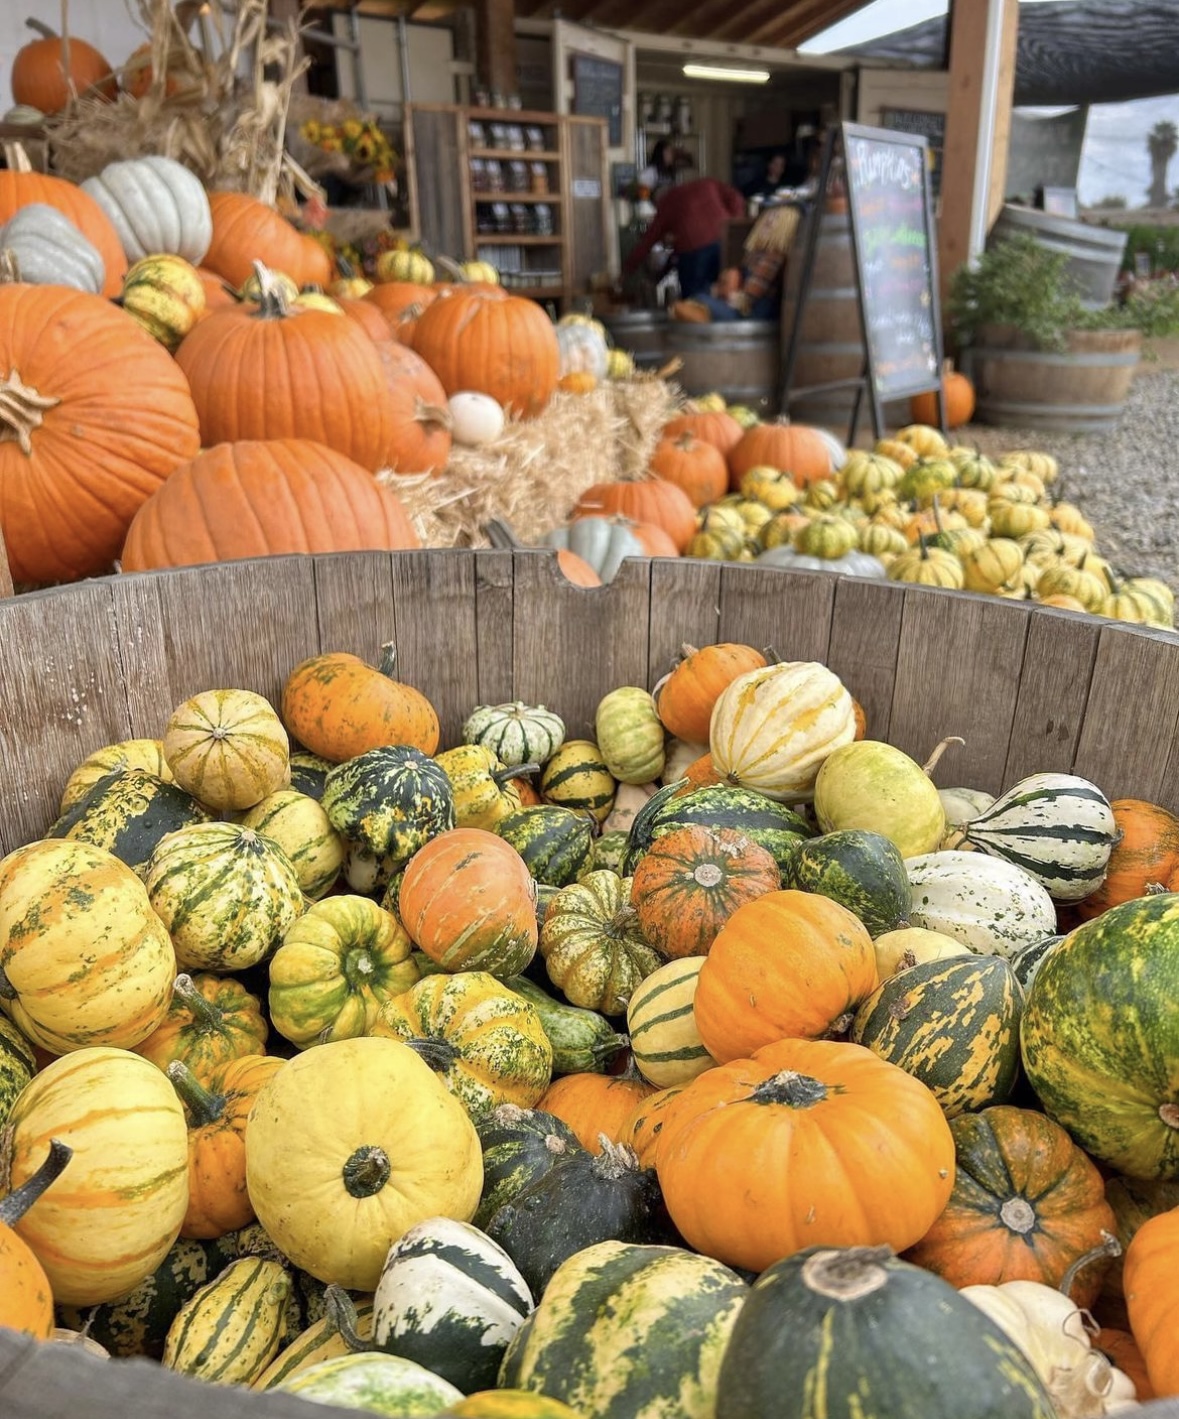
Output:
[
  {"xmin": 25, "ymin": 18, "xmax": 58, "ymax": 39},
  {"xmin": 324, "ymin": 1285, "xmax": 373, "ymax": 1353},
  {"xmin": 252, "ymin": 261, "xmax": 292, "ymax": 319},
  {"xmin": 167, "ymin": 1060, "xmax": 225, "ymax": 1128},
  {"xmin": 921, "ymin": 736, "xmax": 964, "ymax": 778},
  {"xmin": 0, "ymin": 250, "xmax": 20, "ymax": 284},
  {"xmin": 591, "ymin": 1137, "xmax": 643, "ymax": 1180},
  {"xmin": 749, "ymin": 1070, "xmax": 828, "ymax": 1109},
  {"xmin": 414, "ymin": 397, "xmax": 454, "ymax": 433},
  {"xmin": 170, "ymin": 973, "xmax": 225, "ymax": 1033},
  {"xmin": 342, "ymin": 1144, "xmax": 392, "ymax": 1199},
  {"xmin": 404, "ymin": 1037, "xmax": 459, "ymax": 1074},
  {"xmin": 0, "ymin": 1138, "xmax": 72, "ymax": 1227},
  {"xmin": 1159, "ymin": 1101, "xmax": 1179, "ymax": 1130},
  {"xmin": 762, "ymin": 645, "xmax": 781, "ymax": 664},
  {"xmin": 801, "ymin": 1246, "xmax": 892, "ymax": 1301},
  {"xmin": 1060, "ymin": 1232, "xmax": 1122, "ymax": 1301},
  {"xmin": 0, "ymin": 367, "xmax": 62, "ymax": 456},
  {"xmin": 999, "ymin": 1196, "xmax": 1037, "ymax": 1235},
  {"xmin": 378, "ymin": 643, "xmax": 399, "ymax": 679},
  {"xmin": 492, "ymin": 762, "xmax": 541, "ymax": 787}
]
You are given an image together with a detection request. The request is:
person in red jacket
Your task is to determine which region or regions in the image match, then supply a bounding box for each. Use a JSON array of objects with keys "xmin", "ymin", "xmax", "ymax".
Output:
[{"xmin": 622, "ymin": 176, "xmax": 747, "ymax": 298}]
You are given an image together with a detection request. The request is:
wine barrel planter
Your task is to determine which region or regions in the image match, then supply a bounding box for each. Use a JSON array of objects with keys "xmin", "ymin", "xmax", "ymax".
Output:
[
  {"xmin": 600, "ymin": 308, "xmax": 669, "ymax": 373},
  {"xmin": 663, "ymin": 319, "xmax": 781, "ymax": 415},
  {"xmin": 967, "ymin": 323, "xmax": 1142, "ymax": 433},
  {"xmin": 3, "ymin": 550, "xmax": 1179, "ymax": 1419},
  {"xmin": 779, "ymin": 209, "xmax": 863, "ymax": 428},
  {"xmin": 989, "ymin": 204, "xmax": 1129, "ymax": 307}
]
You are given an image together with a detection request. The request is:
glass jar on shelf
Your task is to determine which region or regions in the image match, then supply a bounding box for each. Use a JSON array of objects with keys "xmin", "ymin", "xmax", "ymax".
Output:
[
  {"xmin": 530, "ymin": 161, "xmax": 550, "ymax": 195},
  {"xmin": 508, "ymin": 160, "xmax": 530, "ymax": 193},
  {"xmin": 485, "ymin": 159, "xmax": 505, "ymax": 193},
  {"xmin": 534, "ymin": 203, "xmax": 554, "ymax": 237},
  {"xmin": 525, "ymin": 126, "xmax": 546, "ymax": 153},
  {"xmin": 491, "ymin": 202, "xmax": 511, "ymax": 234}
]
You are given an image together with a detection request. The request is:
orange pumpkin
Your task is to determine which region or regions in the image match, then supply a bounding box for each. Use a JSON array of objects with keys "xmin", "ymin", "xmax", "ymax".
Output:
[
  {"xmin": 364, "ymin": 281, "xmax": 439, "ymax": 344},
  {"xmin": 573, "ymin": 480, "xmax": 697, "ymax": 554},
  {"xmin": 625, "ymin": 520, "xmax": 680, "ymax": 558},
  {"xmin": 648, "ymin": 433, "xmax": 728, "ymax": 508},
  {"xmin": 655, "ymin": 643, "xmax": 768, "ymax": 743},
  {"xmin": 621, "ymin": 1085, "xmax": 687, "ymax": 1168},
  {"xmin": 175, "ymin": 270, "xmax": 397, "ymax": 472},
  {"xmin": 0, "ymin": 171, "xmax": 126, "ymax": 298},
  {"xmin": 120, "ymin": 440, "xmax": 420, "ymax": 572},
  {"xmin": 0, "ymin": 284, "xmax": 201, "ymax": 585},
  {"xmin": 1102, "ymin": 1176, "xmax": 1179, "ymax": 1314},
  {"xmin": 910, "ymin": 370, "xmax": 976, "ymax": 429},
  {"xmin": 663, "ymin": 409, "xmax": 744, "ymax": 458},
  {"xmin": 12, "ymin": 27, "xmax": 116, "ymax": 115},
  {"xmin": 631, "ymin": 826, "xmax": 780, "ymax": 959},
  {"xmin": 1124, "ymin": 1207, "xmax": 1179, "ymax": 1396},
  {"xmin": 170, "ymin": 1055, "xmax": 284, "ymax": 1239},
  {"xmin": 655, "ymin": 1036, "xmax": 956, "ymax": 1272},
  {"xmin": 693, "ymin": 890, "xmax": 878, "ymax": 1063},
  {"xmin": 202, "ymin": 191, "xmax": 332, "ymax": 290},
  {"xmin": 120, "ymin": 41, "xmax": 194, "ymax": 100},
  {"xmin": 852, "ymin": 698, "xmax": 868, "ymax": 740},
  {"xmin": 398, "ymin": 828, "xmax": 538, "ymax": 976},
  {"xmin": 538, "ymin": 1065, "xmax": 656, "ymax": 1154},
  {"xmin": 135, "ymin": 973, "xmax": 268, "ymax": 1083},
  {"xmin": 676, "ymin": 753, "xmax": 724, "ymax": 792},
  {"xmin": 727, "ymin": 421, "xmax": 832, "ymax": 490},
  {"xmin": 903, "ymin": 1105, "xmax": 1116, "ymax": 1307},
  {"xmin": 1094, "ymin": 1329, "xmax": 1154, "ymax": 1401},
  {"xmin": 1078, "ymin": 800, "xmax": 1179, "ymax": 920},
  {"xmin": 196, "ymin": 267, "xmax": 237, "ymax": 312},
  {"xmin": 0, "ymin": 1138, "xmax": 72, "ymax": 1339},
  {"xmin": 410, "ymin": 288, "xmax": 560, "ymax": 418},
  {"xmin": 556, "ymin": 549, "xmax": 601, "ymax": 587},
  {"xmin": 373, "ymin": 339, "xmax": 453, "ymax": 477},
  {"xmin": 557, "ymin": 371, "xmax": 597, "ymax": 395},
  {"xmin": 282, "ymin": 645, "xmax": 440, "ymax": 761}
]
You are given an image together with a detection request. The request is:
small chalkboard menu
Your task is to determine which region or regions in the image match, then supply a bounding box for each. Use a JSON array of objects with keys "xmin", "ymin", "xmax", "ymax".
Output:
[{"xmin": 571, "ymin": 54, "xmax": 623, "ymax": 146}]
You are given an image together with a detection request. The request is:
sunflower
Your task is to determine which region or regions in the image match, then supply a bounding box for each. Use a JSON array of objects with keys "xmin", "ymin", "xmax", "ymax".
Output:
[{"xmin": 342, "ymin": 118, "xmax": 363, "ymax": 140}]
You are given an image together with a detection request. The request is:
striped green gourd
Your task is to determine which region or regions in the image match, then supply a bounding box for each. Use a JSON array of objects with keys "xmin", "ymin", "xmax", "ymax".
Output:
[
  {"xmin": 496, "ymin": 805, "xmax": 594, "ymax": 887},
  {"xmin": 463, "ymin": 702, "xmax": 566, "ymax": 769},
  {"xmin": 47, "ymin": 766, "xmax": 212, "ymax": 877},
  {"xmin": 960, "ymin": 772, "xmax": 1119, "ymax": 900},
  {"xmin": 162, "ymin": 1256, "xmax": 292, "ymax": 1385},
  {"xmin": 241, "ymin": 788, "xmax": 344, "ymax": 900},
  {"xmin": 254, "ymin": 1301, "xmax": 375, "ymax": 1390},
  {"xmin": 323, "ymin": 746, "xmax": 455, "ymax": 862},
  {"xmin": 144, "ymin": 822, "xmax": 305, "ymax": 973},
  {"xmin": 851, "ymin": 955, "xmax": 1023, "ymax": 1118},
  {"xmin": 370, "ymin": 1217, "xmax": 533, "ymax": 1393},
  {"xmin": 906, "ymin": 850, "xmax": 1057, "ymax": 958},
  {"xmin": 782, "ymin": 829, "xmax": 911, "ymax": 936},
  {"xmin": 473, "ymin": 1104, "xmax": 585, "ymax": 1229},
  {"xmin": 540, "ymin": 740, "xmax": 617, "ymax": 824},
  {"xmin": 504, "ymin": 976, "xmax": 629, "ymax": 1074},
  {"xmin": 500, "ymin": 1240, "xmax": 747, "ymax": 1419},
  {"xmin": 626, "ymin": 958, "xmax": 716, "ymax": 1088},
  {"xmin": 275, "ymin": 1353, "xmax": 462, "ymax": 1415},
  {"xmin": 58, "ymin": 738, "xmax": 173, "ymax": 813},
  {"xmin": 1010, "ymin": 934, "xmax": 1064, "ymax": 991},
  {"xmin": 623, "ymin": 782, "xmax": 811, "ymax": 876},
  {"xmin": 288, "ymin": 750, "xmax": 333, "ymax": 800},
  {"xmin": 0, "ymin": 1015, "xmax": 35, "ymax": 1131},
  {"xmin": 593, "ymin": 829, "xmax": 630, "ymax": 874}
]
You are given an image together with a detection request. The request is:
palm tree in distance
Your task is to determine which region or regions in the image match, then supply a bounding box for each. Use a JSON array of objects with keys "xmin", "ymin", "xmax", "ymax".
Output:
[{"xmin": 1147, "ymin": 120, "xmax": 1178, "ymax": 208}]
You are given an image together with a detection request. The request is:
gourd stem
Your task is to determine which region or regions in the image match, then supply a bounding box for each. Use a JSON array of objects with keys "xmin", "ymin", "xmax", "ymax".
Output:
[
  {"xmin": 0, "ymin": 251, "xmax": 20, "ymax": 285},
  {"xmin": 1060, "ymin": 1232, "xmax": 1122, "ymax": 1301},
  {"xmin": 252, "ymin": 261, "xmax": 291, "ymax": 319},
  {"xmin": 26, "ymin": 18, "xmax": 58, "ymax": 38},
  {"xmin": 171, "ymin": 973, "xmax": 224, "ymax": 1032},
  {"xmin": 342, "ymin": 1144, "xmax": 392, "ymax": 1199},
  {"xmin": 324, "ymin": 1286, "xmax": 373, "ymax": 1353},
  {"xmin": 166, "ymin": 1060, "xmax": 225, "ymax": 1127},
  {"xmin": 0, "ymin": 368, "xmax": 62, "ymax": 457},
  {"xmin": 801, "ymin": 1246, "xmax": 892, "ymax": 1301},
  {"xmin": 405, "ymin": 1037, "xmax": 459, "ymax": 1073},
  {"xmin": 0, "ymin": 1138, "xmax": 72, "ymax": 1226},
  {"xmin": 749, "ymin": 1070, "xmax": 828, "ymax": 1109},
  {"xmin": 999, "ymin": 1196, "xmax": 1037, "ymax": 1235},
  {"xmin": 591, "ymin": 1137, "xmax": 641, "ymax": 1180},
  {"xmin": 0, "ymin": 963, "xmax": 16, "ymax": 1000},
  {"xmin": 378, "ymin": 643, "xmax": 399, "ymax": 679},
  {"xmin": 492, "ymin": 762, "xmax": 540, "ymax": 787},
  {"xmin": 921, "ymin": 736, "xmax": 965, "ymax": 778},
  {"xmin": 1159, "ymin": 1102, "xmax": 1179, "ymax": 1130}
]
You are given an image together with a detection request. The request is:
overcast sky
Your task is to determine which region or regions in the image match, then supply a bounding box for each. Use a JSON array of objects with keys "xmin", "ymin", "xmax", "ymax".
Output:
[{"xmin": 802, "ymin": 0, "xmax": 1179, "ymax": 206}]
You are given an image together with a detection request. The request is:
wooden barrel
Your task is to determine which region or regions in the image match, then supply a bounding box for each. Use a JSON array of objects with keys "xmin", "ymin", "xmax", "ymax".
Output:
[
  {"xmin": 663, "ymin": 320, "xmax": 780, "ymax": 415},
  {"xmin": 779, "ymin": 210, "xmax": 864, "ymax": 430},
  {"xmin": 968, "ymin": 325, "xmax": 1141, "ymax": 433},
  {"xmin": 989, "ymin": 205, "xmax": 1129, "ymax": 307},
  {"xmin": 601, "ymin": 310, "xmax": 669, "ymax": 372}
]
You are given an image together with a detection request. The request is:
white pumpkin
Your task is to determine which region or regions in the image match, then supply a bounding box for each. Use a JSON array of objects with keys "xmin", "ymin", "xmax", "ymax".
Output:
[
  {"xmin": 3, "ymin": 105, "xmax": 45, "ymax": 125},
  {"xmin": 661, "ymin": 738, "xmax": 708, "ymax": 785},
  {"xmin": 938, "ymin": 785, "xmax": 996, "ymax": 829},
  {"xmin": 602, "ymin": 782, "xmax": 658, "ymax": 834},
  {"xmin": 809, "ymin": 426, "xmax": 847, "ymax": 472},
  {"xmin": 81, "ymin": 155, "xmax": 212, "ymax": 265},
  {"xmin": 556, "ymin": 322, "xmax": 609, "ymax": 381},
  {"xmin": 449, "ymin": 391, "xmax": 505, "ymax": 447},
  {"xmin": 0, "ymin": 203, "xmax": 104, "ymax": 293},
  {"xmin": 906, "ymin": 850, "xmax": 1057, "ymax": 958},
  {"xmin": 757, "ymin": 546, "xmax": 886, "ymax": 578},
  {"xmin": 544, "ymin": 517, "xmax": 643, "ymax": 584},
  {"xmin": 710, "ymin": 661, "xmax": 856, "ymax": 800}
]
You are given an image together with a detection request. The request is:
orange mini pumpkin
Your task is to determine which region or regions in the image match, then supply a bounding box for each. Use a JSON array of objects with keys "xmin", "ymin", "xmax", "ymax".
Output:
[
  {"xmin": 12, "ymin": 27, "xmax": 116, "ymax": 115},
  {"xmin": 655, "ymin": 643, "xmax": 768, "ymax": 743},
  {"xmin": 556, "ymin": 549, "xmax": 601, "ymax": 587},
  {"xmin": 727, "ymin": 421, "xmax": 832, "ymax": 490},
  {"xmin": 1124, "ymin": 1206, "xmax": 1179, "ymax": 1397},
  {"xmin": 662, "ymin": 409, "xmax": 744, "ymax": 459},
  {"xmin": 281, "ymin": 645, "xmax": 440, "ymax": 761},
  {"xmin": 0, "ymin": 1138, "xmax": 72, "ymax": 1339},
  {"xmin": 911, "ymin": 370, "xmax": 976, "ymax": 429},
  {"xmin": 648, "ymin": 433, "xmax": 728, "ymax": 509},
  {"xmin": 135, "ymin": 973, "xmax": 268, "ymax": 1083},
  {"xmin": 398, "ymin": 828, "xmax": 538, "ymax": 977},
  {"xmin": 573, "ymin": 480, "xmax": 697, "ymax": 553},
  {"xmin": 538, "ymin": 1064, "xmax": 656, "ymax": 1155},
  {"xmin": 1078, "ymin": 800, "xmax": 1179, "ymax": 920},
  {"xmin": 693, "ymin": 890, "xmax": 878, "ymax": 1063}
]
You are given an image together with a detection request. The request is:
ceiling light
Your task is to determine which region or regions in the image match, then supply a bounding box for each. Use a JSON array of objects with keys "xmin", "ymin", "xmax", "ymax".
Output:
[{"xmin": 682, "ymin": 64, "xmax": 771, "ymax": 84}]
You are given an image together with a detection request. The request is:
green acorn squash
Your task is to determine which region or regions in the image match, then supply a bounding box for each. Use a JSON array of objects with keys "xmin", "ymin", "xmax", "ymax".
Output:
[
  {"xmin": 47, "ymin": 766, "xmax": 212, "ymax": 877},
  {"xmin": 782, "ymin": 829, "xmax": 911, "ymax": 936},
  {"xmin": 496, "ymin": 805, "xmax": 594, "ymax": 887},
  {"xmin": 323, "ymin": 746, "xmax": 455, "ymax": 863},
  {"xmin": 473, "ymin": 1104, "xmax": 585, "ymax": 1229},
  {"xmin": 503, "ymin": 976, "xmax": 628, "ymax": 1075}
]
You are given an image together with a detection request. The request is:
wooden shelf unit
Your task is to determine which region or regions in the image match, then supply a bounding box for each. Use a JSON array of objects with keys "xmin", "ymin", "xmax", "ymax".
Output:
[{"xmin": 406, "ymin": 103, "xmax": 609, "ymax": 314}]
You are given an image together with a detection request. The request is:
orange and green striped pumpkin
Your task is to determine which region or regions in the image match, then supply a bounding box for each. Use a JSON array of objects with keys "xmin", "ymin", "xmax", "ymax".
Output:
[{"xmin": 135, "ymin": 972, "xmax": 268, "ymax": 1082}]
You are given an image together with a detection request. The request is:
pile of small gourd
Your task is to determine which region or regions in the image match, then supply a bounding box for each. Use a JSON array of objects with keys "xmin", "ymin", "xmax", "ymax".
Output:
[
  {"xmin": 662, "ymin": 410, "xmax": 1173, "ymax": 630},
  {"xmin": 2, "ymin": 641, "xmax": 1178, "ymax": 1419}
]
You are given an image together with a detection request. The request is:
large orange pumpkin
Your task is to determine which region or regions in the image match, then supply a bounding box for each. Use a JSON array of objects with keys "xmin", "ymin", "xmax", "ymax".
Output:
[
  {"xmin": 0, "ymin": 285, "xmax": 201, "ymax": 585},
  {"xmin": 410, "ymin": 288, "xmax": 560, "ymax": 418},
  {"xmin": 1078, "ymin": 800, "xmax": 1179, "ymax": 920},
  {"xmin": 538, "ymin": 1066, "xmax": 656, "ymax": 1154},
  {"xmin": 281, "ymin": 645, "xmax": 440, "ymax": 760},
  {"xmin": 649, "ymin": 433, "xmax": 728, "ymax": 508},
  {"xmin": 573, "ymin": 480, "xmax": 697, "ymax": 553},
  {"xmin": 727, "ymin": 421, "xmax": 832, "ymax": 490},
  {"xmin": 373, "ymin": 339, "xmax": 453, "ymax": 476},
  {"xmin": 0, "ymin": 170, "xmax": 126, "ymax": 297},
  {"xmin": 202, "ymin": 191, "xmax": 332, "ymax": 290},
  {"xmin": 398, "ymin": 828, "xmax": 538, "ymax": 976},
  {"xmin": 11, "ymin": 27, "xmax": 116, "ymax": 115},
  {"xmin": 175, "ymin": 273, "xmax": 397, "ymax": 471},
  {"xmin": 120, "ymin": 41, "xmax": 197, "ymax": 101},
  {"xmin": 1124, "ymin": 1207, "xmax": 1179, "ymax": 1397},
  {"xmin": 662, "ymin": 409, "xmax": 744, "ymax": 458},
  {"xmin": 693, "ymin": 890, "xmax": 878, "ymax": 1062},
  {"xmin": 655, "ymin": 642, "xmax": 768, "ymax": 742},
  {"xmin": 120, "ymin": 440, "xmax": 420, "ymax": 572},
  {"xmin": 655, "ymin": 1036, "xmax": 956, "ymax": 1272},
  {"xmin": 911, "ymin": 370, "xmax": 976, "ymax": 429},
  {"xmin": 339, "ymin": 295, "xmax": 396, "ymax": 344}
]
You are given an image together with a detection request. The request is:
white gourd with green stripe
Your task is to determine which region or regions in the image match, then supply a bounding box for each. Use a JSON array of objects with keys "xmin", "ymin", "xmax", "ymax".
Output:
[
  {"xmin": 959, "ymin": 772, "xmax": 1118, "ymax": 901},
  {"xmin": 906, "ymin": 851, "xmax": 1058, "ymax": 959},
  {"xmin": 626, "ymin": 958, "xmax": 717, "ymax": 1088}
]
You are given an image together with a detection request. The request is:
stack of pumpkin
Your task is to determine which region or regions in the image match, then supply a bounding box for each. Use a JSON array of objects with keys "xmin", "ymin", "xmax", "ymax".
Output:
[
  {"xmin": 2, "ymin": 637, "xmax": 1178, "ymax": 1419},
  {"xmin": 635, "ymin": 406, "xmax": 1173, "ymax": 629}
]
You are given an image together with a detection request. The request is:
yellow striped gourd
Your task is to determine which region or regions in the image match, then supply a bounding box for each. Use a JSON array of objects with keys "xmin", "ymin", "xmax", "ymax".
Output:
[{"xmin": 163, "ymin": 1257, "xmax": 292, "ymax": 1385}]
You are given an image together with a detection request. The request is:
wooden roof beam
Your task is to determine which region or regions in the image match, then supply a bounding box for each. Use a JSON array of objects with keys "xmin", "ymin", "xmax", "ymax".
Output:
[
  {"xmin": 584, "ymin": 0, "xmax": 690, "ymax": 34},
  {"xmin": 732, "ymin": 0, "xmax": 868, "ymax": 47}
]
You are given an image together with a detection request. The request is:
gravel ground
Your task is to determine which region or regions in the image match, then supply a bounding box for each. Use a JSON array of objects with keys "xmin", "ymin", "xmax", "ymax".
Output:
[{"xmin": 958, "ymin": 369, "xmax": 1179, "ymax": 585}]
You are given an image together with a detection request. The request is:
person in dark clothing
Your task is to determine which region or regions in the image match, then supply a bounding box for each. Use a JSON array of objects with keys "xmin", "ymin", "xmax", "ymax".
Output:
[
  {"xmin": 638, "ymin": 139, "xmax": 680, "ymax": 200},
  {"xmin": 621, "ymin": 177, "xmax": 747, "ymax": 298},
  {"xmin": 744, "ymin": 151, "xmax": 787, "ymax": 203}
]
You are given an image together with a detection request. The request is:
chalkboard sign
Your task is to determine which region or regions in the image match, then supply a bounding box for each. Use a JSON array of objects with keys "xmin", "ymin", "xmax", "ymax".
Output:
[
  {"xmin": 879, "ymin": 107, "xmax": 945, "ymax": 197},
  {"xmin": 571, "ymin": 54, "xmax": 623, "ymax": 146},
  {"xmin": 843, "ymin": 122, "xmax": 943, "ymax": 408}
]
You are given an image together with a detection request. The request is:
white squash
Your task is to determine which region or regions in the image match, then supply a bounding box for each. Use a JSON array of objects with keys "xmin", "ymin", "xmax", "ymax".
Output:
[
  {"xmin": 449, "ymin": 391, "xmax": 505, "ymax": 446},
  {"xmin": 0, "ymin": 203, "xmax": 104, "ymax": 293},
  {"xmin": 81, "ymin": 155, "xmax": 212, "ymax": 264},
  {"xmin": 544, "ymin": 518, "xmax": 643, "ymax": 584},
  {"xmin": 906, "ymin": 850, "xmax": 1057, "ymax": 958},
  {"xmin": 939, "ymin": 785, "xmax": 996, "ymax": 828},
  {"xmin": 556, "ymin": 322, "xmax": 609, "ymax": 380},
  {"xmin": 602, "ymin": 782, "xmax": 658, "ymax": 834}
]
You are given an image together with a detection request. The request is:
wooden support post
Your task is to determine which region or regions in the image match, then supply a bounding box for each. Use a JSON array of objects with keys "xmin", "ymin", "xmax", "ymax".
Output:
[
  {"xmin": 475, "ymin": 0, "xmax": 518, "ymax": 99},
  {"xmin": 937, "ymin": 0, "xmax": 1019, "ymax": 309}
]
